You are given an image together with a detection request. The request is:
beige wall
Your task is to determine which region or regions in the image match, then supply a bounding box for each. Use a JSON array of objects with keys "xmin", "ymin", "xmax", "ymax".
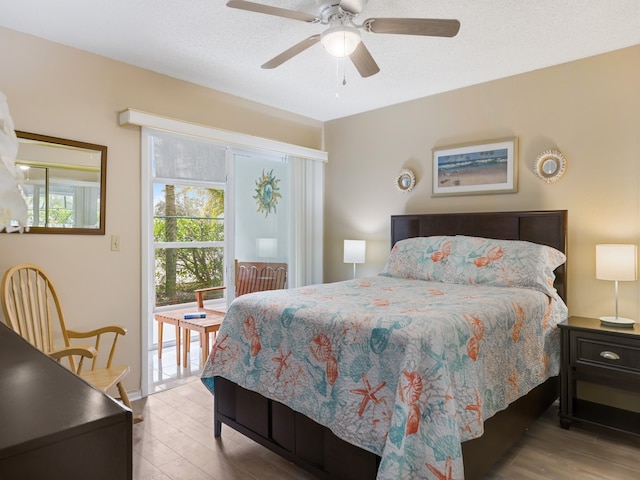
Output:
[
  {"xmin": 0, "ymin": 27, "xmax": 323, "ymax": 394},
  {"xmin": 324, "ymin": 45, "xmax": 640, "ymax": 322}
]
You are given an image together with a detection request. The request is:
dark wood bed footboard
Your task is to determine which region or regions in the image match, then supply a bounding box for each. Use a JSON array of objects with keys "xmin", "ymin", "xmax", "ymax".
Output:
[
  {"xmin": 214, "ymin": 376, "xmax": 380, "ymax": 480},
  {"xmin": 214, "ymin": 375, "xmax": 558, "ymax": 480}
]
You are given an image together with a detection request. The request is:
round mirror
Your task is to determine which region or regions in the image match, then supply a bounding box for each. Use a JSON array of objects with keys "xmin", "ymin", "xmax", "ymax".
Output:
[
  {"xmin": 534, "ymin": 150, "xmax": 566, "ymax": 183},
  {"xmin": 395, "ymin": 168, "xmax": 416, "ymax": 192},
  {"xmin": 542, "ymin": 158, "xmax": 558, "ymax": 175}
]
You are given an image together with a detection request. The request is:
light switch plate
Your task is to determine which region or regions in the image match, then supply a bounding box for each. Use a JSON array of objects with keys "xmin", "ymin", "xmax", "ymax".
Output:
[{"xmin": 111, "ymin": 234, "xmax": 120, "ymax": 252}]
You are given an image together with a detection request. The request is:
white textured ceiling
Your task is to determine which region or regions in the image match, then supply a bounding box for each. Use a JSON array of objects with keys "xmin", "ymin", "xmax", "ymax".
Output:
[{"xmin": 1, "ymin": 1, "xmax": 640, "ymax": 121}]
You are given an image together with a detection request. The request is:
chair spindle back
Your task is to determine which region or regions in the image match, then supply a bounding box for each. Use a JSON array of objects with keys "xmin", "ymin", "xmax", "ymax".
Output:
[
  {"xmin": 1, "ymin": 264, "xmax": 71, "ymax": 356},
  {"xmin": 235, "ymin": 261, "xmax": 287, "ymax": 297}
]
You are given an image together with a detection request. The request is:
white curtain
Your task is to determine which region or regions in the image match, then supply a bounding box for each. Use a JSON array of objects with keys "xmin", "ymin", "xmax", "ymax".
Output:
[{"xmin": 289, "ymin": 154, "xmax": 324, "ymax": 287}]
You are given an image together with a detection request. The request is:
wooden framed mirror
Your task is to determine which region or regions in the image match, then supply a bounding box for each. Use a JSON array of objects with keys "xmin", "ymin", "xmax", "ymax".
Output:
[{"xmin": 13, "ymin": 131, "xmax": 107, "ymax": 234}]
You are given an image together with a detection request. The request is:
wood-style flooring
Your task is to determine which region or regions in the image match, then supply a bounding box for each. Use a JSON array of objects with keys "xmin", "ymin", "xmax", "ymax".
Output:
[{"xmin": 132, "ymin": 376, "xmax": 639, "ymax": 480}]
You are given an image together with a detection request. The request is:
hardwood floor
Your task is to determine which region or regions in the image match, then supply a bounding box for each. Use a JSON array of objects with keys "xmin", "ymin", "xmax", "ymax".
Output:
[{"xmin": 132, "ymin": 377, "xmax": 639, "ymax": 480}]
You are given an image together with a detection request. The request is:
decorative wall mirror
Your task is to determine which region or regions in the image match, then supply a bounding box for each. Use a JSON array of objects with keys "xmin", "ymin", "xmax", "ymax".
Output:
[
  {"xmin": 395, "ymin": 168, "xmax": 416, "ymax": 192},
  {"xmin": 13, "ymin": 131, "xmax": 107, "ymax": 234},
  {"xmin": 534, "ymin": 149, "xmax": 566, "ymax": 184}
]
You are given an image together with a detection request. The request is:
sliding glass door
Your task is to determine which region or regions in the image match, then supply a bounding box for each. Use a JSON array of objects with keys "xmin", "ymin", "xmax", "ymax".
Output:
[
  {"xmin": 229, "ymin": 150, "xmax": 290, "ymax": 299},
  {"xmin": 137, "ymin": 112, "xmax": 325, "ymax": 397}
]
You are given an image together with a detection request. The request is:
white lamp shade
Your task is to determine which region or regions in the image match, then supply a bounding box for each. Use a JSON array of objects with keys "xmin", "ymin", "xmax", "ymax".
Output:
[
  {"xmin": 321, "ymin": 25, "xmax": 361, "ymax": 57},
  {"xmin": 256, "ymin": 238, "xmax": 278, "ymax": 258},
  {"xmin": 596, "ymin": 244, "xmax": 637, "ymax": 281},
  {"xmin": 344, "ymin": 240, "xmax": 366, "ymax": 264}
]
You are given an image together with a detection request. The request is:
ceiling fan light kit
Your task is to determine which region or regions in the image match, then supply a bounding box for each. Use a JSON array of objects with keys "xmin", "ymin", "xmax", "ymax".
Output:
[
  {"xmin": 321, "ymin": 24, "xmax": 361, "ymax": 57},
  {"xmin": 227, "ymin": 0, "xmax": 460, "ymax": 78}
]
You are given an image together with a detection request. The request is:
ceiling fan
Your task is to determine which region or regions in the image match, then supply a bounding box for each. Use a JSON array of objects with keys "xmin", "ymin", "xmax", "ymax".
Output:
[{"xmin": 227, "ymin": 0, "xmax": 460, "ymax": 77}]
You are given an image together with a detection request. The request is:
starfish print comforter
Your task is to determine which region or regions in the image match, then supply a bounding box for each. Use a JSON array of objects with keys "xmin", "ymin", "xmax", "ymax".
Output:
[{"xmin": 201, "ymin": 275, "xmax": 567, "ymax": 479}]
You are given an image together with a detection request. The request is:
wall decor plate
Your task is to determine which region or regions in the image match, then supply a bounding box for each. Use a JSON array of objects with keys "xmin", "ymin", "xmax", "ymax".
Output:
[
  {"xmin": 395, "ymin": 168, "xmax": 416, "ymax": 192},
  {"xmin": 534, "ymin": 149, "xmax": 566, "ymax": 183},
  {"xmin": 254, "ymin": 169, "xmax": 281, "ymax": 217}
]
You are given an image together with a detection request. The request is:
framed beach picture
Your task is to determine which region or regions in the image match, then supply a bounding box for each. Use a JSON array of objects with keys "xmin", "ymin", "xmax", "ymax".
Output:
[{"xmin": 432, "ymin": 137, "xmax": 518, "ymax": 196}]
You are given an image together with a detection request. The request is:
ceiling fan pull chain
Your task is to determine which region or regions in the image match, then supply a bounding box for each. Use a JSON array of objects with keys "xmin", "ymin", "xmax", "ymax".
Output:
[{"xmin": 335, "ymin": 56, "xmax": 347, "ymax": 99}]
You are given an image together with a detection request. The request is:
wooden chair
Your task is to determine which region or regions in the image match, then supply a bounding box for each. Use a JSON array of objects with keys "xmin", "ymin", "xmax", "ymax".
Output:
[
  {"xmin": 235, "ymin": 260, "xmax": 288, "ymax": 297},
  {"xmin": 194, "ymin": 285, "xmax": 226, "ymax": 313},
  {"xmin": 1, "ymin": 263, "xmax": 142, "ymax": 423},
  {"xmin": 194, "ymin": 261, "xmax": 288, "ymax": 306}
]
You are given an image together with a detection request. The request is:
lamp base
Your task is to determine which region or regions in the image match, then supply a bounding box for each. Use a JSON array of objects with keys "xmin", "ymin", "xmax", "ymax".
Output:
[{"xmin": 599, "ymin": 316, "xmax": 636, "ymax": 328}]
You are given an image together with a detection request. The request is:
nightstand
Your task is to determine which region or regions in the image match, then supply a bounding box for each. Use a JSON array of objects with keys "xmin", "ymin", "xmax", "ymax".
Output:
[{"xmin": 558, "ymin": 316, "xmax": 640, "ymax": 435}]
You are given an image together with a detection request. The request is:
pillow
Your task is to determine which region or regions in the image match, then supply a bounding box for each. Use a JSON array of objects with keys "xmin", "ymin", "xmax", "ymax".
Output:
[
  {"xmin": 443, "ymin": 235, "xmax": 566, "ymax": 297},
  {"xmin": 380, "ymin": 236, "xmax": 454, "ymax": 281}
]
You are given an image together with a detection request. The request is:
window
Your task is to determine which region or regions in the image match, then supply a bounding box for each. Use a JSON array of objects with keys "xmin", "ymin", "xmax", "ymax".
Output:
[
  {"xmin": 20, "ymin": 168, "xmax": 101, "ymax": 228},
  {"xmin": 147, "ymin": 129, "xmax": 227, "ymax": 310},
  {"xmin": 153, "ymin": 184, "xmax": 224, "ymax": 306}
]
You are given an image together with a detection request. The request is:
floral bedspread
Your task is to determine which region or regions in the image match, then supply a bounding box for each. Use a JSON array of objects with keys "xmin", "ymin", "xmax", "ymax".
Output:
[{"xmin": 201, "ymin": 276, "xmax": 567, "ymax": 480}]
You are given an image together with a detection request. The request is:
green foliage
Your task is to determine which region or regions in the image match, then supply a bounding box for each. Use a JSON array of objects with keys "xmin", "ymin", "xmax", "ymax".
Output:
[
  {"xmin": 28, "ymin": 192, "xmax": 75, "ymax": 227},
  {"xmin": 154, "ymin": 185, "xmax": 225, "ymax": 306}
]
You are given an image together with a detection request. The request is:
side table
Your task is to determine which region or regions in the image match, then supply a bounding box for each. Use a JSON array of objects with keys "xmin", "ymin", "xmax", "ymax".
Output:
[
  {"xmin": 154, "ymin": 310, "xmax": 183, "ymax": 365},
  {"xmin": 558, "ymin": 316, "xmax": 640, "ymax": 435},
  {"xmin": 155, "ymin": 308, "xmax": 225, "ymax": 368},
  {"xmin": 180, "ymin": 310, "xmax": 225, "ymax": 367}
]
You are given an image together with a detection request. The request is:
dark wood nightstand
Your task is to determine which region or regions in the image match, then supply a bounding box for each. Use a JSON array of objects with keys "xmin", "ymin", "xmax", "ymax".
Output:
[{"xmin": 558, "ymin": 316, "xmax": 640, "ymax": 436}]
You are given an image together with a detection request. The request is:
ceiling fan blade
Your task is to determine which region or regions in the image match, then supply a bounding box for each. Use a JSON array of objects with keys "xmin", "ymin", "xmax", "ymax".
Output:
[
  {"xmin": 339, "ymin": 0, "xmax": 368, "ymax": 15},
  {"xmin": 261, "ymin": 35, "xmax": 321, "ymax": 69},
  {"xmin": 349, "ymin": 42, "xmax": 380, "ymax": 78},
  {"xmin": 363, "ymin": 18, "xmax": 461, "ymax": 37},
  {"xmin": 226, "ymin": 1, "xmax": 317, "ymax": 23}
]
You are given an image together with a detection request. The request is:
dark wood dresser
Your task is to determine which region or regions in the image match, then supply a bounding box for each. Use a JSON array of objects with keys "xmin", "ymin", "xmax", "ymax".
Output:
[{"xmin": 0, "ymin": 322, "xmax": 132, "ymax": 479}]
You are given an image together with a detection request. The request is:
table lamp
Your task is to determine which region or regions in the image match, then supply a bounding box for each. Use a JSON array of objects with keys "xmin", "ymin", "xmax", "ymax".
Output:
[
  {"xmin": 344, "ymin": 239, "xmax": 366, "ymax": 279},
  {"xmin": 596, "ymin": 243, "xmax": 637, "ymax": 326}
]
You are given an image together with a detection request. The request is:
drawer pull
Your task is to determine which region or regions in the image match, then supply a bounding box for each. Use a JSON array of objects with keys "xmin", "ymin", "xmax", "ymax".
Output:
[{"xmin": 599, "ymin": 351, "xmax": 620, "ymax": 360}]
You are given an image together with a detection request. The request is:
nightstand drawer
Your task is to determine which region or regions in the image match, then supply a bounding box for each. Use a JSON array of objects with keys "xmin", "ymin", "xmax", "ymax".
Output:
[{"xmin": 571, "ymin": 332, "xmax": 640, "ymax": 374}]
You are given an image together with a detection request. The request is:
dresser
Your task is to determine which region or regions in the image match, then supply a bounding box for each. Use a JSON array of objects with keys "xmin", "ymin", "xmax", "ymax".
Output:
[
  {"xmin": 0, "ymin": 322, "xmax": 132, "ymax": 479},
  {"xmin": 558, "ymin": 316, "xmax": 640, "ymax": 436}
]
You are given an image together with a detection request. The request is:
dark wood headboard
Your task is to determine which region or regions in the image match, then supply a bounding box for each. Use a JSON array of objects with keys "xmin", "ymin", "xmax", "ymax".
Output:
[{"xmin": 391, "ymin": 210, "xmax": 568, "ymax": 302}]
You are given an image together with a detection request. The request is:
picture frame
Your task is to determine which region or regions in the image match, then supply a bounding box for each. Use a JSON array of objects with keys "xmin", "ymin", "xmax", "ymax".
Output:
[{"xmin": 432, "ymin": 137, "xmax": 518, "ymax": 197}]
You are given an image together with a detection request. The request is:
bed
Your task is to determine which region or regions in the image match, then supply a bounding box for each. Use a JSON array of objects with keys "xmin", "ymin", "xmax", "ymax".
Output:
[{"xmin": 201, "ymin": 210, "xmax": 568, "ymax": 480}]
